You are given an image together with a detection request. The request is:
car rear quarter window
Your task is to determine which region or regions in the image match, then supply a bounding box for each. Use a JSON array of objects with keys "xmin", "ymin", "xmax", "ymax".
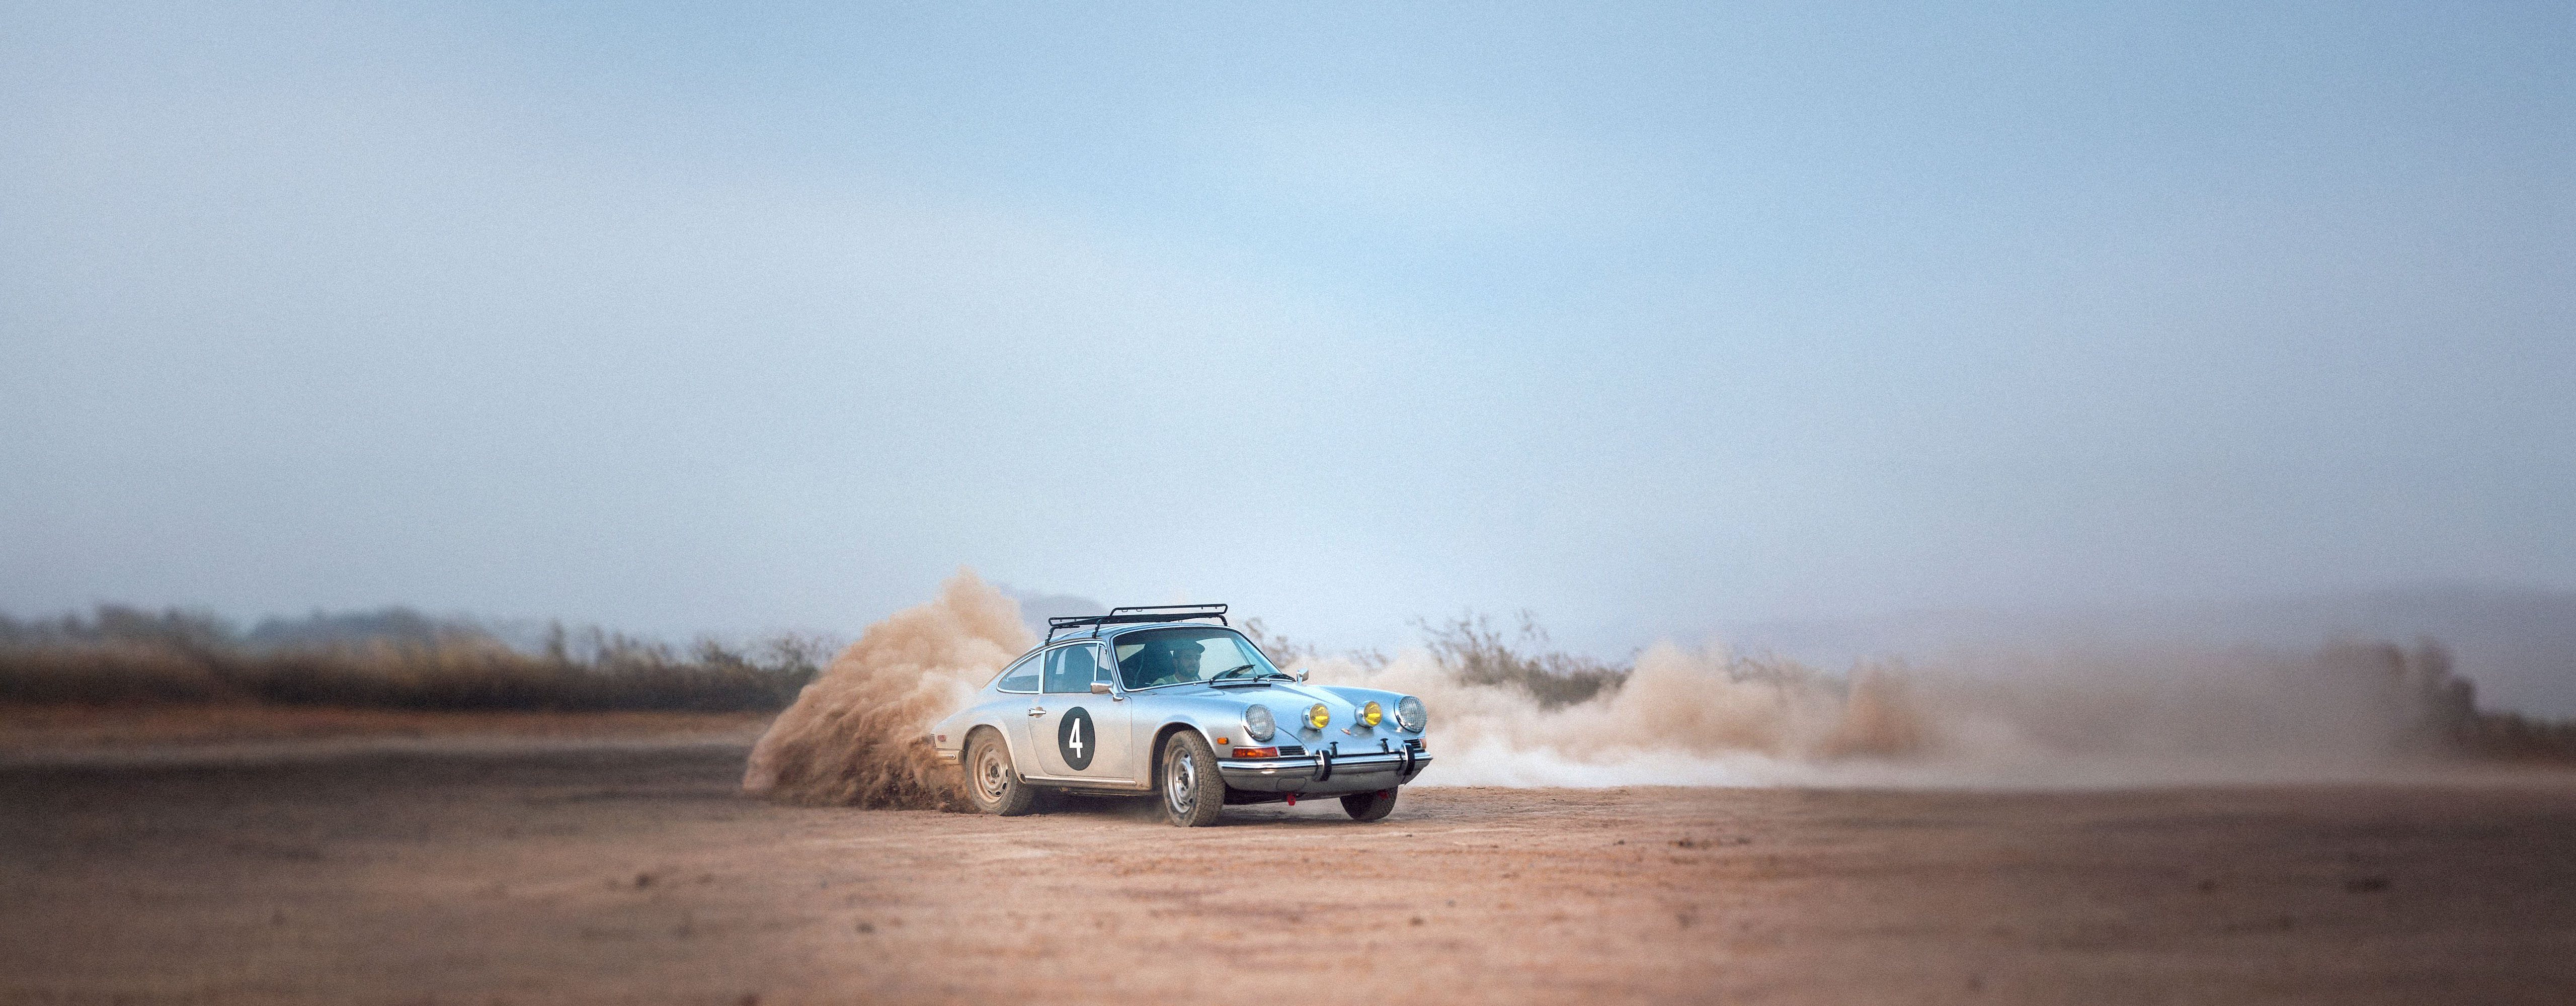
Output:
[
  {"xmin": 996, "ymin": 653, "xmax": 1039, "ymax": 693},
  {"xmin": 1043, "ymin": 645, "xmax": 1105, "ymax": 694}
]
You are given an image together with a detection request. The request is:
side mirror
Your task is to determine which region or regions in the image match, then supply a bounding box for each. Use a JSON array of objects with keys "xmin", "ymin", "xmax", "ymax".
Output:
[
  {"xmin": 1295, "ymin": 668, "xmax": 1309, "ymax": 682},
  {"xmin": 1090, "ymin": 682, "xmax": 1113, "ymax": 695}
]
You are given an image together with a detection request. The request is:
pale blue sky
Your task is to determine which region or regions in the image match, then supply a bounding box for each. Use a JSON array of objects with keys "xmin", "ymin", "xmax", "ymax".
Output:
[{"xmin": 4, "ymin": 1, "xmax": 2570, "ymax": 652}]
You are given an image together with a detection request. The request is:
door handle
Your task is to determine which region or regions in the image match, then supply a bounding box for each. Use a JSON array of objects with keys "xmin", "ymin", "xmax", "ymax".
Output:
[{"xmin": 1026, "ymin": 708, "xmax": 1046, "ymax": 717}]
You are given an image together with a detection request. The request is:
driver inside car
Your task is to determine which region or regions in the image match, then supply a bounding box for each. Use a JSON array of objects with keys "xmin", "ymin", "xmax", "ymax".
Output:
[{"xmin": 1142, "ymin": 639, "xmax": 1205, "ymax": 686}]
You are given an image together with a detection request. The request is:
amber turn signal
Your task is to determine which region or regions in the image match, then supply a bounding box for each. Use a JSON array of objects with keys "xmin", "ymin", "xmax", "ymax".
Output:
[{"xmin": 1231, "ymin": 746, "xmax": 1279, "ymax": 758}]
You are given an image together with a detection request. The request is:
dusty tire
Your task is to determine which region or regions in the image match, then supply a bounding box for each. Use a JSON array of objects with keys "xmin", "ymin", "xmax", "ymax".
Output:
[
  {"xmin": 1159, "ymin": 731, "xmax": 1224, "ymax": 827},
  {"xmin": 964, "ymin": 731, "xmax": 1037, "ymax": 817},
  {"xmin": 1341, "ymin": 788, "xmax": 1398, "ymax": 822}
]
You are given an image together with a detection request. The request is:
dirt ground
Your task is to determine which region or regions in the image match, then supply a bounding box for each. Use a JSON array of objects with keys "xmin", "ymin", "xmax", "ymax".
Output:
[{"xmin": 5, "ymin": 737, "xmax": 2574, "ymax": 1005}]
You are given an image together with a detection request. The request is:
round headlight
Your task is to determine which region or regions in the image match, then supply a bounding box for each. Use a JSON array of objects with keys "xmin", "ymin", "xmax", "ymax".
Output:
[
  {"xmin": 1396, "ymin": 695, "xmax": 1426, "ymax": 732},
  {"xmin": 1243, "ymin": 704, "xmax": 1276, "ymax": 742},
  {"xmin": 1305, "ymin": 703, "xmax": 1330, "ymax": 730},
  {"xmin": 1359, "ymin": 700, "xmax": 1383, "ymax": 727}
]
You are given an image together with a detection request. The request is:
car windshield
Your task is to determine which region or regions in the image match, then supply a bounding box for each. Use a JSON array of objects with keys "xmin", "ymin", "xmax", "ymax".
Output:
[{"xmin": 1113, "ymin": 628, "xmax": 1280, "ymax": 690}]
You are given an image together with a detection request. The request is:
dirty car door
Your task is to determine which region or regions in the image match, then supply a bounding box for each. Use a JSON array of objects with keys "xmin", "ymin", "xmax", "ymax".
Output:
[{"xmin": 1032, "ymin": 643, "xmax": 1134, "ymax": 783}]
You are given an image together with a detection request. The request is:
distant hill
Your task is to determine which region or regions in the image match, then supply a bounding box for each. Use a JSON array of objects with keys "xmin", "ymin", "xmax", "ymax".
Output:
[{"xmin": 1725, "ymin": 584, "xmax": 2576, "ymax": 718}]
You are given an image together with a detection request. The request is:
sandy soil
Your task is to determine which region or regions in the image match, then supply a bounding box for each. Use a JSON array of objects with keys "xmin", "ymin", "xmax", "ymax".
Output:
[{"xmin": 5, "ymin": 741, "xmax": 2574, "ymax": 1005}]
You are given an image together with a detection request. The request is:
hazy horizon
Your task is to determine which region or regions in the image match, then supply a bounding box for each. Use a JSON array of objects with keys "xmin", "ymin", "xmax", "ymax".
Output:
[{"xmin": 13, "ymin": 577, "xmax": 2576, "ymax": 718}]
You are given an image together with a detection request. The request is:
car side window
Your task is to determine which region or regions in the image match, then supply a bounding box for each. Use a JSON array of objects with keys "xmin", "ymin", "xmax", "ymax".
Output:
[
  {"xmin": 996, "ymin": 653, "xmax": 1039, "ymax": 693},
  {"xmin": 1043, "ymin": 645, "xmax": 1102, "ymax": 694}
]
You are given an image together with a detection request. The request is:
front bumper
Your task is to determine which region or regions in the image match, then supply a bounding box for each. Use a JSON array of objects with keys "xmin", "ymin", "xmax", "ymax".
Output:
[{"xmin": 1218, "ymin": 748, "xmax": 1431, "ymax": 796}]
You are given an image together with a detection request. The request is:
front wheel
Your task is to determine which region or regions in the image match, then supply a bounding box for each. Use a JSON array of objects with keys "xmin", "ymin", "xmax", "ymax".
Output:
[
  {"xmin": 964, "ymin": 732, "xmax": 1036, "ymax": 816},
  {"xmin": 1159, "ymin": 731, "xmax": 1224, "ymax": 827},
  {"xmin": 1341, "ymin": 788, "xmax": 1398, "ymax": 822}
]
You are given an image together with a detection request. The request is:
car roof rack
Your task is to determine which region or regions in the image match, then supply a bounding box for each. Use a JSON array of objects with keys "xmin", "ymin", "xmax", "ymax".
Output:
[{"xmin": 1045, "ymin": 604, "xmax": 1228, "ymax": 641}]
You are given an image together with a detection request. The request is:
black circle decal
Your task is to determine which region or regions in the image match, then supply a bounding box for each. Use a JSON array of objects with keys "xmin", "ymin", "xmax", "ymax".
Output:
[{"xmin": 1056, "ymin": 707, "xmax": 1096, "ymax": 770}]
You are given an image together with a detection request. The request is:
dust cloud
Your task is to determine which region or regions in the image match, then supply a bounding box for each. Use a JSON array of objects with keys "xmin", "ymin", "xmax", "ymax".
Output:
[
  {"xmin": 1306, "ymin": 640, "xmax": 2491, "ymax": 789},
  {"xmin": 747, "ymin": 573, "xmax": 2499, "ymax": 801},
  {"xmin": 742, "ymin": 569, "xmax": 1028, "ymax": 808}
]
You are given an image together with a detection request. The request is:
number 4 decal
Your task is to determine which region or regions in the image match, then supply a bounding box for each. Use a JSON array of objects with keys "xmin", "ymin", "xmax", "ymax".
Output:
[{"xmin": 1056, "ymin": 706, "xmax": 1097, "ymax": 770}]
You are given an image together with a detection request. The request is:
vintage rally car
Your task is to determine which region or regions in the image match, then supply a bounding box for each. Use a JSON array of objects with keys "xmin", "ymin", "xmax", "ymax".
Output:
[{"xmin": 929, "ymin": 605, "xmax": 1430, "ymax": 826}]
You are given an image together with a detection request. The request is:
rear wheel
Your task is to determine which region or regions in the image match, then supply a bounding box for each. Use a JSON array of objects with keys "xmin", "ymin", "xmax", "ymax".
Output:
[
  {"xmin": 1341, "ymin": 788, "xmax": 1398, "ymax": 822},
  {"xmin": 1160, "ymin": 731, "xmax": 1224, "ymax": 827},
  {"xmin": 964, "ymin": 731, "xmax": 1036, "ymax": 816}
]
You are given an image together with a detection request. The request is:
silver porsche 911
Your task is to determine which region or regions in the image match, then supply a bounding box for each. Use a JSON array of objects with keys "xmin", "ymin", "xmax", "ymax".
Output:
[{"xmin": 929, "ymin": 605, "xmax": 1431, "ymax": 826}]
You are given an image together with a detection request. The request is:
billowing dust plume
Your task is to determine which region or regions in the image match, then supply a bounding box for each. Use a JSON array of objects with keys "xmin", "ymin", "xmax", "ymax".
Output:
[
  {"xmin": 1304, "ymin": 638, "xmax": 2496, "ymax": 789},
  {"xmin": 744, "ymin": 573, "xmax": 2511, "ymax": 798},
  {"xmin": 743, "ymin": 569, "xmax": 1028, "ymax": 808}
]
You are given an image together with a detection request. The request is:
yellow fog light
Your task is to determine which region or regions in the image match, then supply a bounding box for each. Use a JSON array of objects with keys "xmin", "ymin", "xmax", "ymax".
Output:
[
  {"xmin": 1359, "ymin": 701, "xmax": 1383, "ymax": 727},
  {"xmin": 1305, "ymin": 703, "xmax": 1330, "ymax": 730}
]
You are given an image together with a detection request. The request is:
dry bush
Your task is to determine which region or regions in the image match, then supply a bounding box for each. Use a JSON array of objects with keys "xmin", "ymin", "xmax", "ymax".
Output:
[
  {"xmin": 2459, "ymin": 712, "xmax": 2576, "ymax": 761},
  {"xmin": 1415, "ymin": 611, "xmax": 1630, "ymax": 708},
  {"xmin": 0, "ymin": 643, "xmax": 237, "ymax": 705},
  {"xmin": 0, "ymin": 607, "xmax": 821, "ymax": 712}
]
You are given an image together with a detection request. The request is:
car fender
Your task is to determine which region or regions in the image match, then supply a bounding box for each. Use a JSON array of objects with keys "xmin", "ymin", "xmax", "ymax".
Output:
[
  {"xmin": 932, "ymin": 698, "xmax": 1026, "ymax": 768},
  {"xmin": 1133, "ymin": 695, "xmax": 1250, "ymax": 754}
]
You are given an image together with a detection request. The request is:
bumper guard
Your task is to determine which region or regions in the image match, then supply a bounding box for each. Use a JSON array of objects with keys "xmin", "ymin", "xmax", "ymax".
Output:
[{"xmin": 1217, "ymin": 748, "xmax": 1431, "ymax": 795}]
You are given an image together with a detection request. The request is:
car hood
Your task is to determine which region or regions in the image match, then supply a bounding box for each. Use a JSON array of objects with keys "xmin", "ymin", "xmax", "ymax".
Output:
[{"xmin": 1161, "ymin": 680, "xmax": 1336, "ymax": 707}]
